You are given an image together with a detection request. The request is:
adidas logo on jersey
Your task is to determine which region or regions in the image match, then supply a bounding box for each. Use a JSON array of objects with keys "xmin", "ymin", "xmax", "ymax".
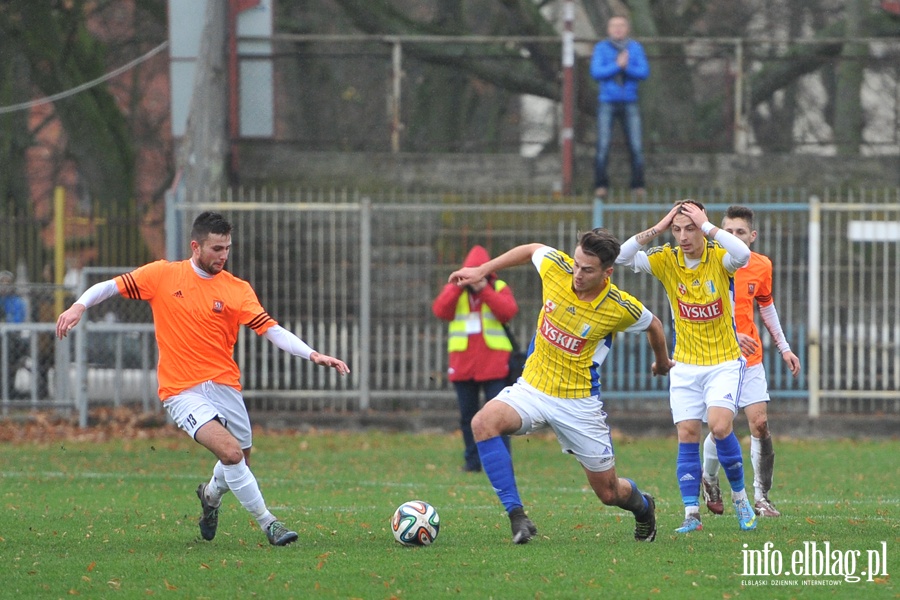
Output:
[{"xmin": 173, "ymin": 290, "xmax": 184, "ymax": 298}]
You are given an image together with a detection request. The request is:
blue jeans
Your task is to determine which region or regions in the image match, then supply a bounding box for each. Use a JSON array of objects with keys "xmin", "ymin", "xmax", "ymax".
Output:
[
  {"xmin": 595, "ymin": 101, "xmax": 645, "ymax": 190},
  {"xmin": 453, "ymin": 379, "xmax": 511, "ymax": 471}
]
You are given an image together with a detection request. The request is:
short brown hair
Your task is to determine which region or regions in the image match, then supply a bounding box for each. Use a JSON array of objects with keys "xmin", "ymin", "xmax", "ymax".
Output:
[
  {"xmin": 724, "ymin": 205, "xmax": 754, "ymax": 228},
  {"xmin": 577, "ymin": 228, "xmax": 621, "ymax": 270}
]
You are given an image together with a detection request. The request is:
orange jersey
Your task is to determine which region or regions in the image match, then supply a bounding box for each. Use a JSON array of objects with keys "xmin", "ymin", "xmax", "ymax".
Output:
[
  {"xmin": 732, "ymin": 252, "xmax": 774, "ymax": 367},
  {"xmin": 115, "ymin": 260, "xmax": 277, "ymax": 399}
]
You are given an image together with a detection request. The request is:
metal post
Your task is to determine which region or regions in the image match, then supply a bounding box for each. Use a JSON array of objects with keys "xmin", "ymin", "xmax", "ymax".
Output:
[
  {"xmin": 807, "ymin": 195, "xmax": 821, "ymax": 418},
  {"xmin": 733, "ymin": 38, "xmax": 746, "ymax": 154},
  {"xmin": 76, "ymin": 271, "xmax": 89, "ymax": 428},
  {"xmin": 358, "ymin": 196, "xmax": 372, "ymax": 410},
  {"xmin": 54, "ymin": 186, "xmax": 66, "ymax": 317},
  {"xmin": 560, "ymin": 1, "xmax": 575, "ymax": 196},
  {"xmin": 390, "ymin": 39, "xmax": 402, "ymax": 153},
  {"xmin": 592, "ymin": 196, "xmax": 605, "ymax": 229}
]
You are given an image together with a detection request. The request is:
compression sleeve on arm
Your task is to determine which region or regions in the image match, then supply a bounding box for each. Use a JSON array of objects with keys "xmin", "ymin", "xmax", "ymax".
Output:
[
  {"xmin": 715, "ymin": 229, "xmax": 751, "ymax": 271},
  {"xmin": 263, "ymin": 325, "xmax": 316, "ymax": 360},
  {"xmin": 615, "ymin": 236, "xmax": 652, "ymax": 273},
  {"xmin": 75, "ymin": 280, "xmax": 120, "ymax": 308},
  {"xmin": 759, "ymin": 302, "xmax": 791, "ymax": 354}
]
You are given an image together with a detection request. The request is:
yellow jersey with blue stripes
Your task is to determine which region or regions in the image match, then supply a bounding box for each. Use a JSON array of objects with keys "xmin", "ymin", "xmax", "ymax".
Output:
[
  {"xmin": 646, "ymin": 241, "xmax": 741, "ymax": 365},
  {"xmin": 521, "ymin": 248, "xmax": 648, "ymax": 398}
]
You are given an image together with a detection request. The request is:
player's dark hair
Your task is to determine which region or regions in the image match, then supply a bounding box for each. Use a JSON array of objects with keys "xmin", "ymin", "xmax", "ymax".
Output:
[
  {"xmin": 675, "ymin": 199, "xmax": 706, "ymax": 213},
  {"xmin": 577, "ymin": 228, "xmax": 621, "ymax": 270},
  {"xmin": 191, "ymin": 211, "xmax": 232, "ymax": 243},
  {"xmin": 724, "ymin": 205, "xmax": 755, "ymax": 228}
]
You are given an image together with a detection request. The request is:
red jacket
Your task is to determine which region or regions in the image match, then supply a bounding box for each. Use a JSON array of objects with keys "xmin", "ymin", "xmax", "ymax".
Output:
[{"xmin": 432, "ymin": 246, "xmax": 519, "ymax": 382}]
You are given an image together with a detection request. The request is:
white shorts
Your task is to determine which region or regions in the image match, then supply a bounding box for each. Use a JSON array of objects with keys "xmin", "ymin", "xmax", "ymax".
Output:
[
  {"xmin": 670, "ymin": 358, "xmax": 744, "ymax": 424},
  {"xmin": 737, "ymin": 363, "xmax": 770, "ymax": 408},
  {"xmin": 163, "ymin": 381, "xmax": 253, "ymax": 448},
  {"xmin": 494, "ymin": 380, "xmax": 615, "ymax": 473}
]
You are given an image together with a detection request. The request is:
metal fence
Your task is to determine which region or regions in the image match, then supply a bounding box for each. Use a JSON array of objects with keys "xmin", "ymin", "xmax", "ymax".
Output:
[{"xmin": 2, "ymin": 187, "xmax": 899, "ymax": 422}]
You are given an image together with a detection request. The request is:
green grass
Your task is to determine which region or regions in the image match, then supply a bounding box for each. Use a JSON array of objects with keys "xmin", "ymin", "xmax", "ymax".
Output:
[{"xmin": 1, "ymin": 429, "xmax": 897, "ymax": 599}]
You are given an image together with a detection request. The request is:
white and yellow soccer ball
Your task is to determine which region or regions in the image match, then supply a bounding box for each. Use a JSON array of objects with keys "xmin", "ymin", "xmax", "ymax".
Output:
[{"xmin": 390, "ymin": 500, "xmax": 440, "ymax": 546}]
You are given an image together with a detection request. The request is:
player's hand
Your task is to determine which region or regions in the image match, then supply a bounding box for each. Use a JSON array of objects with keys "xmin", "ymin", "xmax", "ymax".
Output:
[
  {"xmin": 616, "ymin": 50, "xmax": 629, "ymax": 68},
  {"xmin": 737, "ymin": 332, "xmax": 758, "ymax": 356},
  {"xmin": 782, "ymin": 350, "xmax": 801, "ymax": 377},
  {"xmin": 310, "ymin": 352, "xmax": 351, "ymax": 375},
  {"xmin": 651, "ymin": 358, "xmax": 675, "ymax": 377},
  {"xmin": 678, "ymin": 202, "xmax": 708, "ymax": 229},
  {"xmin": 449, "ymin": 266, "xmax": 486, "ymax": 288},
  {"xmin": 655, "ymin": 204, "xmax": 681, "ymax": 232},
  {"xmin": 56, "ymin": 304, "xmax": 86, "ymax": 339}
]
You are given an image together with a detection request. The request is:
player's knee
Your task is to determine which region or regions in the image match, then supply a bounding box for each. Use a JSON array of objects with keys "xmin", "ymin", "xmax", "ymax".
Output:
[
  {"xmin": 470, "ymin": 411, "xmax": 493, "ymax": 441},
  {"xmin": 708, "ymin": 421, "xmax": 732, "ymax": 440},
  {"xmin": 220, "ymin": 447, "xmax": 245, "ymax": 465},
  {"xmin": 752, "ymin": 417, "xmax": 769, "ymax": 438}
]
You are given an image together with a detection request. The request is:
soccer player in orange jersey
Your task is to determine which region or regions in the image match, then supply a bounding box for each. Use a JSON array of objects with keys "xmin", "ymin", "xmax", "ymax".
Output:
[
  {"xmin": 701, "ymin": 205, "xmax": 801, "ymax": 518},
  {"xmin": 56, "ymin": 212, "xmax": 350, "ymax": 546},
  {"xmin": 617, "ymin": 200, "xmax": 758, "ymax": 533},
  {"xmin": 449, "ymin": 229, "xmax": 673, "ymax": 544}
]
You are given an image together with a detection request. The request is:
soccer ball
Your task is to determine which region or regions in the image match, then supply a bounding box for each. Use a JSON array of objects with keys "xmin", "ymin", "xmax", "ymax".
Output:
[{"xmin": 390, "ymin": 500, "xmax": 440, "ymax": 546}]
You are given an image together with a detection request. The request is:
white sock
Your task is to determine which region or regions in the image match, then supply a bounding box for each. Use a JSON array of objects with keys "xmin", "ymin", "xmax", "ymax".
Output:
[
  {"xmin": 222, "ymin": 461, "xmax": 275, "ymax": 529},
  {"xmin": 685, "ymin": 506, "xmax": 700, "ymax": 519},
  {"xmin": 750, "ymin": 435, "xmax": 762, "ymax": 499},
  {"xmin": 732, "ymin": 488, "xmax": 748, "ymax": 503},
  {"xmin": 702, "ymin": 433, "xmax": 720, "ymax": 480},
  {"xmin": 204, "ymin": 461, "xmax": 230, "ymax": 507}
]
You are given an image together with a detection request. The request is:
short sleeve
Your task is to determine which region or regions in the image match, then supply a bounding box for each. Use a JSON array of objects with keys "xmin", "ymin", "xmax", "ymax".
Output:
[
  {"xmin": 239, "ymin": 282, "xmax": 277, "ymax": 335},
  {"xmin": 115, "ymin": 260, "xmax": 168, "ymax": 301}
]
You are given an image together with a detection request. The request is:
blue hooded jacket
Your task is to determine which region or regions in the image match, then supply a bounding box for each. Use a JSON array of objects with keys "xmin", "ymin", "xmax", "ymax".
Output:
[{"xmin": 590, "ymin": 38, "xmax": 649, "ymax": 103}]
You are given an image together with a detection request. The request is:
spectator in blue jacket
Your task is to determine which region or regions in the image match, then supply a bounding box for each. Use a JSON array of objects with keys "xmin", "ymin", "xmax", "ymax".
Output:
[{"xmin": 590, "ymin": 15, "xmax": 649, "ymax": 199}]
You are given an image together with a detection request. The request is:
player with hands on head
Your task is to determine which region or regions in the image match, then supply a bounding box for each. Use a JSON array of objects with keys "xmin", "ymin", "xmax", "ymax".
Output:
[
  {"xmin": 700, "ymin": 205, "xmax": 801, "ymax": 518},
  {"xmin": 449, "ymin": 228, "xmax": 673, "ymax": 545},
  {"xmin": 617, "ymin": 200, "xmax": 757, "ymax": 533},
  {"xmin": 57, "ymin": 211, "xmax": 349, "ymax": 547}
]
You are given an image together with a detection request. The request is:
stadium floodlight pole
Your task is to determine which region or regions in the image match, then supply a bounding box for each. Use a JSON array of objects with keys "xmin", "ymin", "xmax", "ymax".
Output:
[{"xmin": 561, "ymin": 0, "xmax": 575, "ymax": 197}]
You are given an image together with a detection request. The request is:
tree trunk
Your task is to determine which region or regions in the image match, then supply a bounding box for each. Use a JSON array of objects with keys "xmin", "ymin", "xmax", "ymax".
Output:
[{"xmin": 833, "ymin": 0, "xmax": 866, "ymax": 155}]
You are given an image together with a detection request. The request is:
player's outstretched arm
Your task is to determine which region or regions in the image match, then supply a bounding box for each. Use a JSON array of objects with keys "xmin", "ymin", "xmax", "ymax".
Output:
[
  {"xmin": 56, "ymin": 279, "xmax": 121, "ymax": 339},
  {"xmin": 263, "ymin": 325, "xmax": 350, "ymax": 375},
  {"xmin": 56, "ymin": 304, "xmax": 86, "ymax": 339},
  {"xmin": 310, "ymin": 352, "xmax": 351, "ymax": 375},
  {"xmin": 448, "ymin": 243, "xmax": 544, "ymax": 288}
]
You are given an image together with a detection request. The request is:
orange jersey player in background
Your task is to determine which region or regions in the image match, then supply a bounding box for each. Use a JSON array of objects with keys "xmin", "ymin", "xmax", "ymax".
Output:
[
  {"xmin": 57, "ymin": 211, "xmax": 349, "ymax": 547},
  {"xmin": 701, "ymin": 205, "xmax": 801, "ymax": 519}
]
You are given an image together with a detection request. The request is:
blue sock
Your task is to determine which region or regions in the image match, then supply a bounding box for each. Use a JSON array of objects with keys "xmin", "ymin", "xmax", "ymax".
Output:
[
  {"xmin": 622, "ymin": 478, "xmax": 649, "ymax": 518},
  {"xmin": 676, "ymin": 442, "xmax": 701, "ymax": 508},
  {"xmin": 476, "ymin": 436, "xmax": 522, "ymax": 513},
  {"xmin": 714, "ymin": 433, "xmax": 746, "ymax": 493}
]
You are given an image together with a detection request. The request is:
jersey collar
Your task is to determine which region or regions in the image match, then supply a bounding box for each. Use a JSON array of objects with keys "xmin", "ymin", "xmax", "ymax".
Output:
[{"xmin": 675, "ymin": 242, "xmax": 710, "ymax": 268}]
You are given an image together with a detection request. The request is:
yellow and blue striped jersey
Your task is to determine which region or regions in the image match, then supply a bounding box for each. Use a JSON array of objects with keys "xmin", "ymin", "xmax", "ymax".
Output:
[
  {"xmin": 646, "ymin": 241, "xmax": 741, "ymax": 365},
  {"xmin": 521, "ymin": 248, "xmax": 648, "ymax": 398}
]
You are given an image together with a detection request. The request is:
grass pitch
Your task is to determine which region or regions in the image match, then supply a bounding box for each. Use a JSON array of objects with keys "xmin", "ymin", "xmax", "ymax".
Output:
[{"xmin": 1, "ymin": 428, "xmax": 896, "ymax": 599}]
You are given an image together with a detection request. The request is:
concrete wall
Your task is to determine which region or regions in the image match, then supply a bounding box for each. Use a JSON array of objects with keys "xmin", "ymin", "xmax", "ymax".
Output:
[{"xmin": 240, "ymin": 142, "xmax": 900, "ymax": 192}]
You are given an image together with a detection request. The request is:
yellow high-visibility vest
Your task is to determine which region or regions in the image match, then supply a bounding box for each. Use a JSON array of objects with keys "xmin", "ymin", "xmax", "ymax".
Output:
[{"xmin": 447, "ymin": 281, "xmax": 512, "ymax": 352}]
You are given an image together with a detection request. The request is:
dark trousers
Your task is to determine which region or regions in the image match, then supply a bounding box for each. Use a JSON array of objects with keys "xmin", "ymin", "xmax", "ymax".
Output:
[{"xmin": 453, "ymin": 379, "xmax": 511, "ymax": 471}]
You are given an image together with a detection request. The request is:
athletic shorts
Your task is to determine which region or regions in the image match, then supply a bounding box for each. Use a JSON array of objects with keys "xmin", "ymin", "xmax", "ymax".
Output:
[
  {"xmin": 494, "ymin": 380, "xmax": 615, "ymax": 473},
  {"xmin": 162, "ymin": 381, "xmax": 252, "ymax": 448},
  {"xmin": 737, "ymin": 362, "xmax": 769, "ymax": 408},
  {"xmin": 669, "ymin": 358, "xmax": 744, "ymax": 424}
]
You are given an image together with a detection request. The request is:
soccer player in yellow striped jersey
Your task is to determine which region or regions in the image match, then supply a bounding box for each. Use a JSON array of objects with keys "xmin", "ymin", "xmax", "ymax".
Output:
[
  {"xmin": 449, "ymin": 229, "xmax": 674, "ymax": 545},
  {"xmin": 617, "ymin": 200, "xmax": 758, "ymax": 533}
]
